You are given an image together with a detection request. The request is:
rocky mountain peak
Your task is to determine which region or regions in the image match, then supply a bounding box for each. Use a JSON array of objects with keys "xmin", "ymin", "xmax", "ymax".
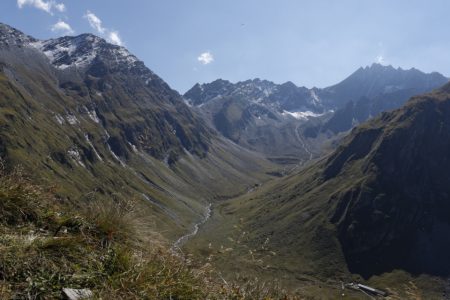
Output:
[
  {"xmin": 0, "ymin": 23, "xmax": 153, "ymax": 81},
  {"xmin": 29, "ymin": 33, "xmax": 141, "ymax": 73},
  {"xmin": 184, "ymin": 77, "xmax": 322, "ymax": 112},
  {"xmin": 0, "ymin": 23, "xmax": 36, "ymax": 47}
]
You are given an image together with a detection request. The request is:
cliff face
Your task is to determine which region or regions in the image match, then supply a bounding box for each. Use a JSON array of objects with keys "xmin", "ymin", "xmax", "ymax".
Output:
[{"xmin": 328, "ymin": 90, "xmax": 450, "ymax": 277}]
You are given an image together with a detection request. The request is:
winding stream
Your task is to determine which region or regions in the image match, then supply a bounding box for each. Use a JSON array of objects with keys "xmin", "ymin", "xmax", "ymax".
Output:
[{"xmin": 172, "ymin": 203, "xmax": 212, "ymax": 251}]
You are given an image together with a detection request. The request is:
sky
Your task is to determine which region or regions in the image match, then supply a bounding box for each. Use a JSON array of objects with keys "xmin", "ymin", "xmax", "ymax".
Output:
[{"xmin": 1, "ymin": 0, "xmax": 450, "ymax": 93}]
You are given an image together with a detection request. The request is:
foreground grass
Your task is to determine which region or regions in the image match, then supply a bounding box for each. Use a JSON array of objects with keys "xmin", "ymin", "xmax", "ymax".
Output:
[{"xmin": 0, "ymin": 163, "xmax": 295, "ymax": 299}]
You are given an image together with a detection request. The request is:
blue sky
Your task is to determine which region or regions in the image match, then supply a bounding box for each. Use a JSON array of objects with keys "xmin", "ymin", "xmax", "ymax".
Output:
[{"xmin": 1, "ymin": 0, "xmax": 450, "ymax": 93}]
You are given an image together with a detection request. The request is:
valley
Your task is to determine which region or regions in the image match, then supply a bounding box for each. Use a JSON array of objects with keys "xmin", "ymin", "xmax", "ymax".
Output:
[
  {"xmin": 1, "ymin": 18, "xmax": 450, "ymax": 299},
  {"xmin": 185, "ymin": 82, "xmax": 450, "ymax": 298}
]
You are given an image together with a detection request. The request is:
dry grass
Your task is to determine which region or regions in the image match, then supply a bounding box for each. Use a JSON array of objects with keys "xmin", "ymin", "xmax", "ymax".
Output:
[{"xmin": 0, "ymin": 163, "xmax": 298, "ymax": 299}]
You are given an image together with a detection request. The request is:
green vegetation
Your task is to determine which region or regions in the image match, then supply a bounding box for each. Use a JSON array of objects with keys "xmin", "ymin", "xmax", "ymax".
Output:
[
  {"xmin": 0, "ymin": 163, "xmax": 296, "ymax": 299},
  {"xmin": 0, "ymin": 62, "xmax": 276, "ymax": 241},
  {"xmin": 185, "ymin": 86, "xmax": 450, "ymax": 299}
]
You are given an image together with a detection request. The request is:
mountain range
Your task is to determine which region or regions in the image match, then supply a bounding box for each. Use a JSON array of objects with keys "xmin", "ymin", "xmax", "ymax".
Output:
[
  {"xmin": 2, "ymin": 21, "xmax": 450, "ymax": 298},
  {"xmin": 185, "ymin": 64, "xmax": 447, "ymax": 165}
]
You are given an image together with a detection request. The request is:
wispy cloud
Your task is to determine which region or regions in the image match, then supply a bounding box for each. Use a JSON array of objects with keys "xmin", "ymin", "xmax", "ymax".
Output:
[
  {"xmin": 83, "ymin": 10, "xmax": 123, "ymax": 46},
  {"xmin": 84, "ymin": 10, "xmax": 105, "ymax": 34},
  {"xmin": 108, "ymin": 31, "xmax": 123, "ymax": 46},
  {"xmin": 17, "ymin": 0, "xmax": 65, "ymax": 15},
  {"xmin": 376, "ymin": 55, "xmax": 386, "ymax": 65},
  {"xmin": 375, "ymin": 42, "xmax": 388, "ymax": 65},
  {"xmin": 51, "ymin": 20, "xmax": 74, "ymax": 35},
  {"xmin": 198, "ymin": 52, "xmax": 214, "ymax": 65},
  {"xmin": 53, "ymin": 2, "xmax": 65, "ymax": 12}
]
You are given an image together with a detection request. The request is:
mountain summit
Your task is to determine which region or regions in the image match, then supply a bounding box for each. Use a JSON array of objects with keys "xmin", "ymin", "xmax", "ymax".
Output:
[
  {"xmin": 321, "ymin": 63, "xmax": 448, "ymax": 108},
  {"xmin": 185, "ymin": 63, "xmax": 448, "ymax": 163},
  {"xmin": 0, "ymin": 23, "xmax": 272, "ymax": 239},
  {"xmin": 185, "ymin": 78, "xmax": 322, "ymax": 113}
]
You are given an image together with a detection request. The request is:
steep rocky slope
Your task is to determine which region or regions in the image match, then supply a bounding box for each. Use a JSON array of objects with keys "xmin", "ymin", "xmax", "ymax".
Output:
[
  {"xmin": 187, "ymin": 82, "xmax": 450, "ymax": 296},
  {"xmin": 0, "ymin": 23, "xmax": 275, "ymax": 240}
]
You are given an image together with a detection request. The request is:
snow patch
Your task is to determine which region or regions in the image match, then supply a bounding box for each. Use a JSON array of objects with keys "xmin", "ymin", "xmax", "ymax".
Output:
[
  {"xmin": 182, "ymin": 98, "xmax": 193, "ymax": 107},
  {"xmin": 114, "ymin": 47, "xmax": 138, "ymax": 65},
  {"xmin": 310, "ymin": 89, "xmax": 321, "ymax": 105},
  {"xmin": 107, "ymin": 143, "xmax": 125, "ymax": 167},
  {"xmin": 30, "ymin": 38, "xmax": 98, "ymax": 70},
  {"xmin": 103, "ymin": 129, "xmax": 110, "ymax": 139},
  {"xmin": 84, "ymin": 134, "xmax": 103, "ymax": 161},
  {"xmin": 29, "ymin": 35, "xmax": 140, "ymax": 71},
  {"xmin": 66, "ymin": 114, "xmax": 79, "ymax": 125},
  {"xmin": 127, "ymin": 142, "xmax": 138, "ymax": 153},
  {"xmin": 67, "ymin": 148, "xmax": 85, "ymax": 168},
  {"xmin": 87, "ymin": 109, "xmax": 100, "ymax": 123},
  {"xmin": 104, "ymin": 129, "xmax": 125, "ymax": 167},
  {"xmin": 163, "ymin": 154, "xmax": 170, "ymax": 166},
  {"xmin": 54, "ymin": 114, "xmax": 65, "ymax": 125},
  {"xmin": 282, "ymin": 110, "xmax": 326, "ymax": 120}
]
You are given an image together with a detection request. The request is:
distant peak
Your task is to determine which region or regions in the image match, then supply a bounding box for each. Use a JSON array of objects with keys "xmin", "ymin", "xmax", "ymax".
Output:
[
  {"xmin": 280, "ymin": 81, "xmax": 298, "ymax": 88},
  {"xmin": 29, "ymin": 32, "xmax": 139, "ymax": 71},
  {"xmin": 0, "ymin": 23, "xmax": 16, "ymax": 32},
  {"xmin": 75, "ymin": 33, "xmax": 105, "ymax": 43},
  {"xmin": 367, "ymin": 63, "xmax": 395, "ymax": 70},
  {"xmin": 207, "ymin": 78, "xmax": 232, "ymax": 86},
  {"xmin": 0, "ymin": 23, "xmax": 36, "ymax": 46}
]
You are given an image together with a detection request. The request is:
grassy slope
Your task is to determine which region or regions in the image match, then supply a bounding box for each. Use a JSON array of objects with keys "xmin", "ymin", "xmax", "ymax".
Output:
[
  {"xmin": 187, "ymin": 164, "xmax": 446, "ymax": 299},
  {"xmin": 0, "ymin": 60, "xmax": 277, "ymax": 241},
  {"xmin": 0, "ymin": 164, "xmax": 297, "ymax": 299},
  {"xmin": 186, "ymin": 92, "xmax": 450, "ymax": 299}
]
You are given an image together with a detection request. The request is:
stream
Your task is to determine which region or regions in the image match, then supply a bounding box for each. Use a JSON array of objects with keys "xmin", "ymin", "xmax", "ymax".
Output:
[{"xmin": 172, "ymin": 203, "xmax": 212, "ymax": 251}]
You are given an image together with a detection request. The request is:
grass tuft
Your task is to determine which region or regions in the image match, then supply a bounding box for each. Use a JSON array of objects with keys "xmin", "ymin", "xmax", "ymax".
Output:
[{"xmin": 0, "ymin": 163, "xmax": 297, "ymax": 299}]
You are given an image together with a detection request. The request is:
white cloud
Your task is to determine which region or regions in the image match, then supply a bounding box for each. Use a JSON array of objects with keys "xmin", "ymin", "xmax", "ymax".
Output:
[
  {"xmin": 376, "ymin": 55, "xmax": 386, "ymax": 65},
  {"xmin": 108, "ymin": 31, "xmax": 123, "ymax": 46},
  {"xmin": 198, "ymin": 52, "xmax": 214, "ymax": 65},
  {"xmin": 83, "ymin": 10, "xmax": 123, "ymax": 46},
  {"xmin": 84, "ymin": 10, "xmax": 105, "ymax": 34},
  {"xmin": 17, "ymin": 0, "xmax": 65, "ymax": 15},
  {"xmin": 51, "ymin": 20, "xmax": 74, "ymax": 35},
  {"xmin": 54, "ymin": 2, "xmax": 65, "ymax": 12}
]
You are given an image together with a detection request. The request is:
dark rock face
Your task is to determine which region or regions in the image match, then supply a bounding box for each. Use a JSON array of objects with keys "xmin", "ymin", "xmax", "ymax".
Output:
[{"xmin": 328, "ymin": 91, "xmax": 450, "ymax": 277}]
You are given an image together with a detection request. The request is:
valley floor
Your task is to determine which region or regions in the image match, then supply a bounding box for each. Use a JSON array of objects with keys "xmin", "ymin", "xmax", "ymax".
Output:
[{"xmin": 183, "ymin": 181, "xmax": 449, "ymax": 300}]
